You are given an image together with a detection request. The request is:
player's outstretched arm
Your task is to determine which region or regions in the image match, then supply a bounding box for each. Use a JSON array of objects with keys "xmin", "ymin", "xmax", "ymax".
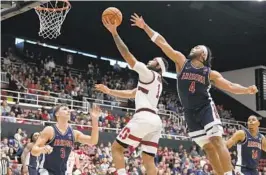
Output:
[
  {"xmin": 103, "ymin": 18, "xmax": 137, "ymax": 68},
  {"xmin": 31, "ymin": 126, "xmax": 54, "ymax": 156},
  {"xmin": 130, "ymin": 13, "xmax": 186, "ymax": 69},
  {"xmin": 210, "ymin": 70, "xmax": 258, "ymax": 95},
  {"xmin": 95, "ymin": 84, "xmax": 137, "ymax": 99},
  {"xmin": 226, "ymin": 130, "xmax": 246, "ymax": 149},
  {"xmin": 74, "ymin": 104, "xmax": 101, "ymax": 145}
]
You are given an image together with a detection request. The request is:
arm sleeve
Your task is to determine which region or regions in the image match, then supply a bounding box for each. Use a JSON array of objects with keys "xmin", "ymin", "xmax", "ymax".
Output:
[{"xmin": 132, "ymin": 61, "xmax": 154, "ymax": 83}]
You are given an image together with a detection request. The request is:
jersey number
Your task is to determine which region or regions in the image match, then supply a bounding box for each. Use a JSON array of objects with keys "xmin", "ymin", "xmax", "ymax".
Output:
[
  {"xmin": 60, "ymin": 148, "xmax": 65, "ymax": 159},
  {"xmin": 119, "ymin": 127, "xmax": 130, "ymax": 140},
  {"xmin": 156, "ymin": 84, "xmax": 161, "ymax": 99},
  {"xmin": 252, "ymin": 149, "xmax": 258, "ymax": 159},
  {"xmin": 189, "ymin": 81, "xmax": 196, "ymax": 93}
]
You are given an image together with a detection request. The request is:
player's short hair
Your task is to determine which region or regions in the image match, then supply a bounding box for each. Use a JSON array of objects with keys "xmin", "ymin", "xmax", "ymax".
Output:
[{"xmin": 248, "ymin": 115, "xmax": 259, "ymax": 121}]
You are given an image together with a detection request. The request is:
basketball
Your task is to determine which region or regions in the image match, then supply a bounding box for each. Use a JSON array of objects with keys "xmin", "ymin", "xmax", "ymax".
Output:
[{"xmin": 102, "ymin": 7, "xmax": 122, "ymax": 26}]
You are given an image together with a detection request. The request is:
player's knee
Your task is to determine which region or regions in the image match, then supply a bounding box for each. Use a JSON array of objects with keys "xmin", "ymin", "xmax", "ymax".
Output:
[{"xmin": 111, "ymin": 141, "xmax": 125, "ymax": 153}]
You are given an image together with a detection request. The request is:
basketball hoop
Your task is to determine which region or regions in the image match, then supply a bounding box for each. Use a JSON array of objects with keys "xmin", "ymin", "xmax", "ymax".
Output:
[{"xmin": 35, "ymin": 0, "xmax": 71, "ymax": 39}]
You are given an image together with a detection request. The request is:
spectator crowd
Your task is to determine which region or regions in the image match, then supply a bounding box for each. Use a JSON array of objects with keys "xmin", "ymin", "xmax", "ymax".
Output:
[
  {"xmin": 1, "ymin": 128, "xmax": 266, "ymax": 175},
  {"xmin": 0, "ymin": 127, "xmax": 262, "ymax": 175}
]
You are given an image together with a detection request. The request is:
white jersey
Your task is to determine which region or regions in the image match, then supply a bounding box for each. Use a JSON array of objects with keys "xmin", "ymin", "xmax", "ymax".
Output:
[
  {"xmin": 66, "ymin": 151, "xmax": 76, "ymax": 174},
  {"xmin": 132, "ymin": 62, "xmax": 163, "ymax": 112}
]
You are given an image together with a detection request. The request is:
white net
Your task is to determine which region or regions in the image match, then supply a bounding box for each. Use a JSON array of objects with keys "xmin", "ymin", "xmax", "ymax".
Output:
[{"xmin": 35, "ymin": 0, "xmax": 71, "ymax": 39}]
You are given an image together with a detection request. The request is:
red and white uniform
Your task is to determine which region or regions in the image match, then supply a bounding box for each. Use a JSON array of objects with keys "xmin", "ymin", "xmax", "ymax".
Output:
[{"xmin": 116, "ymin": 61, "xmax": 163, "ymax": 155}]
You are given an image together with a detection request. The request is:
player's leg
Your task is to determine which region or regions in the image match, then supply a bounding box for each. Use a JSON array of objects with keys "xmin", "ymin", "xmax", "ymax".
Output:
[
  {"xmin": 112, "ymin": 116, "xmax": 147, "ymax": 175},
  {"xmin": 209, "ymin": 136, "xmax": 233, "ymax": 174},
  {"xmin": 141, "ymin": 152, "xmax": 157, "ymax": 175},
  {"xmin": 203, "ymin": 102, "xmax": 233, "ymax": 175},
  {"xmin": 190, "ymin": 131, "xmax": 224, "ymax": 175},
  {"xmin": 112, "ymin": 140, "xmax": 127, "ymax": 175},
  {"xmin": 203, "ymin": 143, "xmax": 224, "ymax": 175},
  {"xmin": 140, "ymin": 117, "xmax": 162, "ymax": 175},
  {"xmin": 186, "ymin": 110, "xmax": 224, "ymax": 175}
]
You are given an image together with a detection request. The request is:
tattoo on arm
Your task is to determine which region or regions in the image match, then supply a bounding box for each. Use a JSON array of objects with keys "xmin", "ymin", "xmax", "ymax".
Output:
[{"xmin": 113, "ymin": 34, "xmax": 130, "ymax": 57}]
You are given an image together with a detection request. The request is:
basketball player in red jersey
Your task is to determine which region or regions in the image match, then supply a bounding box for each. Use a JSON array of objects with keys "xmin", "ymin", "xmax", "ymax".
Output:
[
  {"xmin": 101, "ymin": 18, "xmax": 168, "ymax": 175},
  {"xmin": 131, "ymin": 14, "xmax": 258, "ymax": 175}
]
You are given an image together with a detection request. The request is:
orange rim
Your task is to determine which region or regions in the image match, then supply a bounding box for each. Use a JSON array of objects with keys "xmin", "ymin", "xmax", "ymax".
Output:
[{"xmin": 35, "ymin": 0, "xmax": 71, "ymax": 12}]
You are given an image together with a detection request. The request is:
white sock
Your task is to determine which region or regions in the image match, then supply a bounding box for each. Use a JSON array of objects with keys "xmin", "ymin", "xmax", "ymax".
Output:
[
  {"xmin": 117, "ymin": 168, "xmax": 127, "ymax": 175},
  {"xmin": 224, "ymin": 171, "xmax": 233, "ymax": 175}
]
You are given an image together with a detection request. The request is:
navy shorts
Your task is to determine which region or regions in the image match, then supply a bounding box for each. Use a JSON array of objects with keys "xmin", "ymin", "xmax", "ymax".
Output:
[{"xmin": 185, "ymin": 102, "xmax": 224, "ymax": 146}]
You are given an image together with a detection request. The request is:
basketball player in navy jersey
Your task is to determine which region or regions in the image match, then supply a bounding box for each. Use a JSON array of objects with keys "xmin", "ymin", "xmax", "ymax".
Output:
[
  {"xmin": 21, "ymin": 132, "xmax": 41, "ymax": 175},
  {"xmin": 102, "ymin": 18, "xmax": 168, "ymax": 175},
  {"xmin": 226, "ymin": 115, "xmax": 266, "ymax": 175},
  {"xmin": 31, "ymin": 104, "xmax": 101, "ymax": 175},
  {"xmin": 131, "ymin": 14, "xmax": 258, "ymax": 175}
]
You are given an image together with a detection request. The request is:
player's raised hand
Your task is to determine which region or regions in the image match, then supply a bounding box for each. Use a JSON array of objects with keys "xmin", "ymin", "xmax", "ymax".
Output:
[
  {"xmin": 89, "ymin": 104, "xmax": 101, "ymax": 119},
  {"xmin": 247, "ymin": 85, "xmax": 258, "ymax": 94},
  {"xmin": 130, "ymin": 13, "xmax": 145, "ymax": 29},
  {"xmin": 102, "ymin": 18, "xmax": 118, "ymax": 34},
  {"xmin": 95, "ymin": 84, "xmax": 110, "ymax": 94}
]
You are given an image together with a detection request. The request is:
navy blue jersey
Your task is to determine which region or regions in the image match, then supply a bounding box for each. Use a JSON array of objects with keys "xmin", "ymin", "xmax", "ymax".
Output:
[
  {"xmin": 236, "ymin": 128, "xmax": 262, "ymax": 170},
  {"xmin": 41, "ymin": 125, "xmax": 75, "ymax": 175},
  {"xmin": 177, "ymin": 60, "xmax": 212, "ymax": 109}
]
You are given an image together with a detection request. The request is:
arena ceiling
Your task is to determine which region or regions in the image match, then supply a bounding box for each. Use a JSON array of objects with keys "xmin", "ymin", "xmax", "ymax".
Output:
[{"xmin": 2, "ymin": 1, "xmax": 266, "ymax": 72}]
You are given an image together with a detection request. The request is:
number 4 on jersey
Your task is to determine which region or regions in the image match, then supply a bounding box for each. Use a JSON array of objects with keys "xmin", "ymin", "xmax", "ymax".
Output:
[{"xmin": 189, "ymin": 81, "xmax": 196, "ymax": 93}]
